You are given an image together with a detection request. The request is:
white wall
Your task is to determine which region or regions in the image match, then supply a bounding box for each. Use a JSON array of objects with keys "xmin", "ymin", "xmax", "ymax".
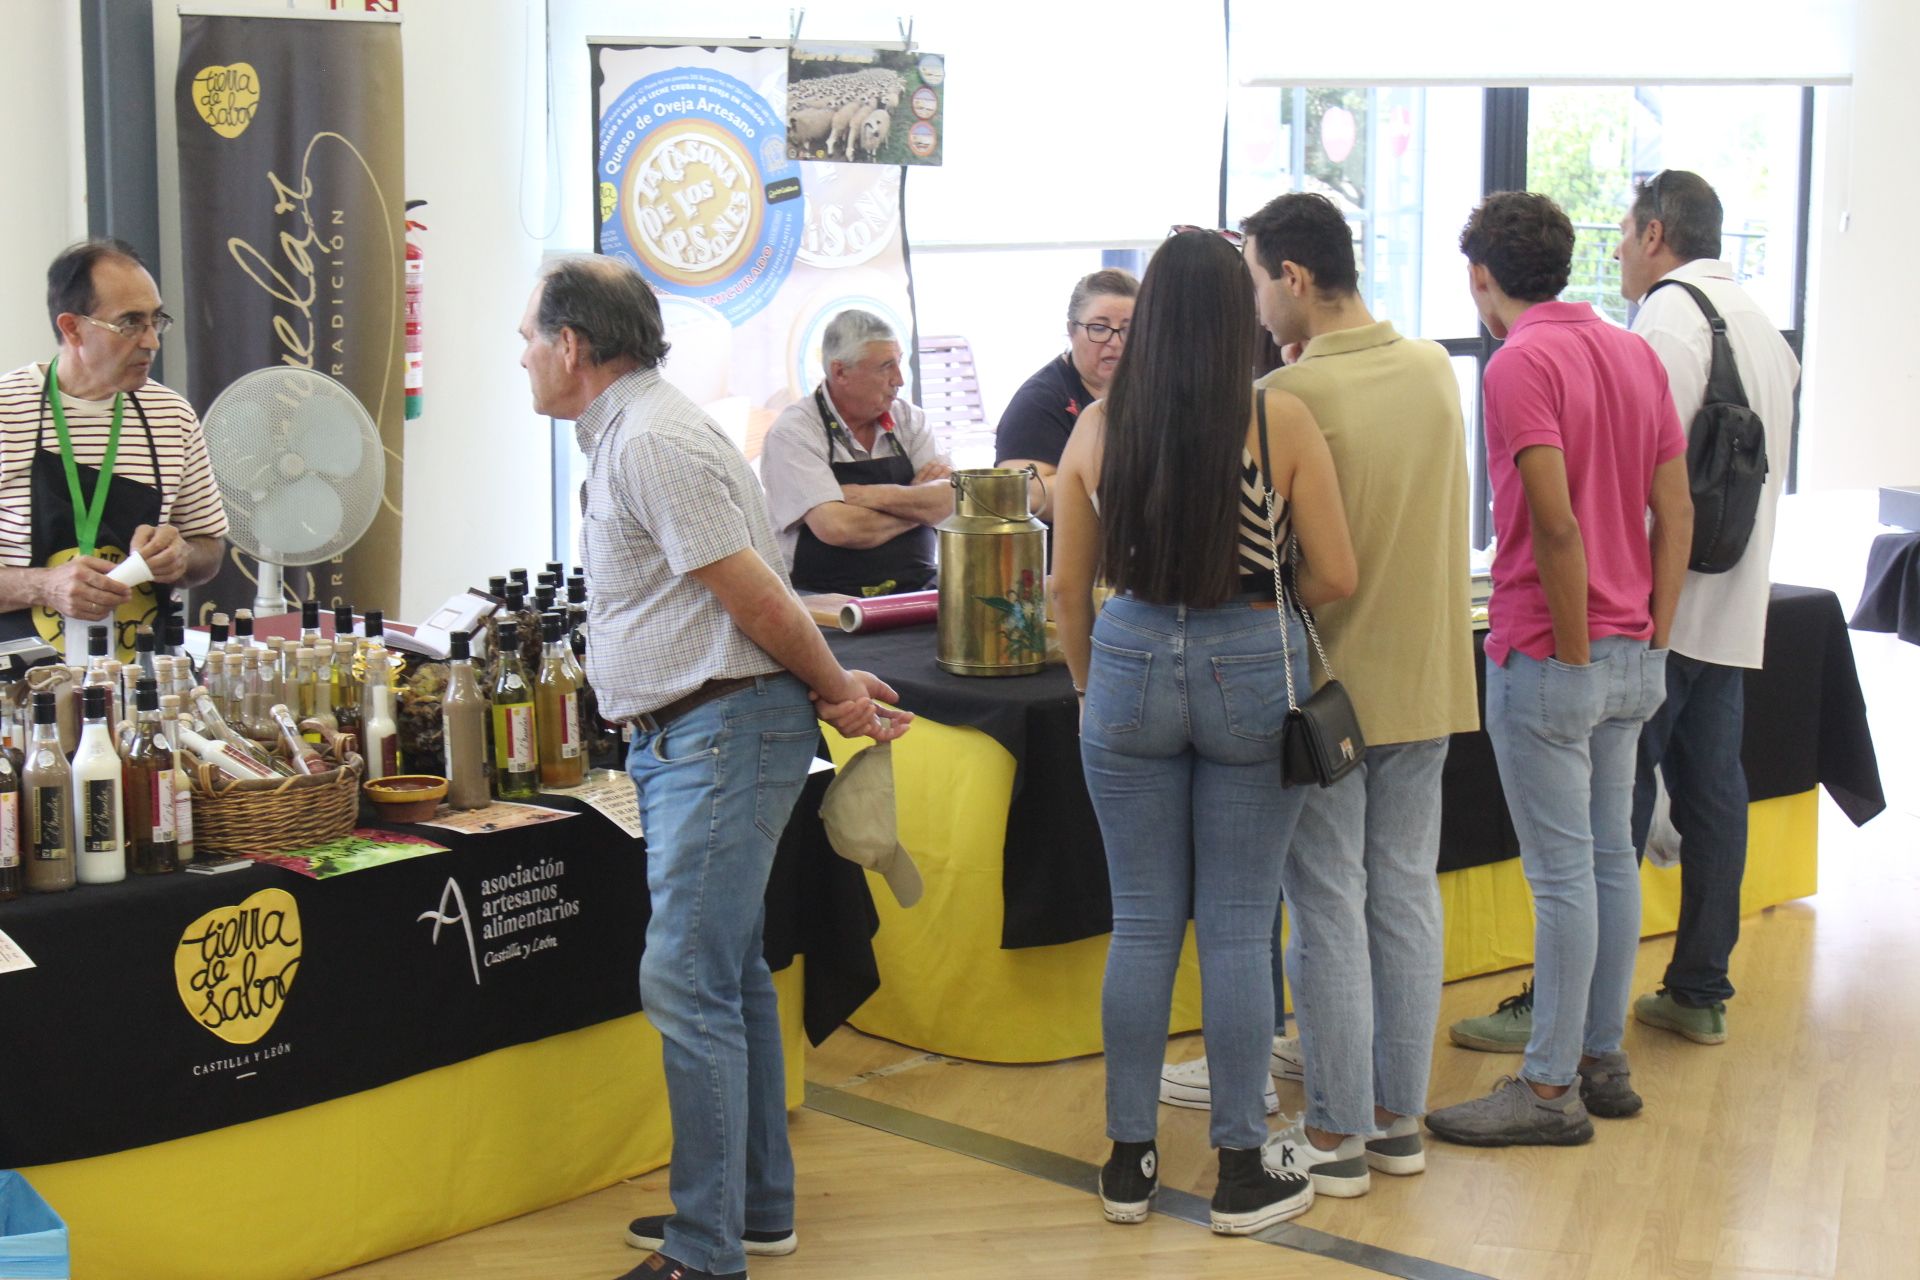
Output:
[
  {"xmin": 0, "ymin": 1, "xmax": 87, "ymax": 362},
  {"xmin": 150, "ymin": 0, "xmax": 556, "ymax": 620},
  {"xmin": 1801, "ymin": 0, "xmax": 1920, "ymax": 491}
]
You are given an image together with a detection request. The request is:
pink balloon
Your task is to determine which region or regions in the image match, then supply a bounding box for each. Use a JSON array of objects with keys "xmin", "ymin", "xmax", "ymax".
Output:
[{"xmin": 1321, "ymin": 106, "xmax": 1356, "ymax": 164}]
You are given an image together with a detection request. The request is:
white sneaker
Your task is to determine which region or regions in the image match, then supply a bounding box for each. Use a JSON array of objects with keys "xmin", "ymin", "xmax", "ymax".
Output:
[
  {"xmin": 1271, "ymin": 1035, "xmax": 1305, "ymax": 1083},
  {"xmin": 1158, "ymin": 1056, "xmax": 1280, "ymax": 1114},
  {"xmin": 1363, "ymin": 1114, "xmax": 1425, "ymax": 1176},
  {"xmin": 1262, "ymin": 1115, "xmax": 1371, "ymax": 1197}
]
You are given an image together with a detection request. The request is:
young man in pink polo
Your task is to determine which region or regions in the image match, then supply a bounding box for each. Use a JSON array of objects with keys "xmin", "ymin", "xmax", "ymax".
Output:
[{"xmin": 1426, "ymin": 193, "xmax": 1693, "ymax": 1147}]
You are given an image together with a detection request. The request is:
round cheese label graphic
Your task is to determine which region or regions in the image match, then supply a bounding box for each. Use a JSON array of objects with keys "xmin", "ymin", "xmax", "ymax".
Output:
[{"xmin": 598, "ymin": 68, "xmax": 802, "ymax": 325}]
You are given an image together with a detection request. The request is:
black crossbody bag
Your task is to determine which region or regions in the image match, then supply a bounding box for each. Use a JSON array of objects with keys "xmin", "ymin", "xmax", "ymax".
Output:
[{"xmin": 1256, "ymin": 394, "xmax": 1366, "ymax": 787}]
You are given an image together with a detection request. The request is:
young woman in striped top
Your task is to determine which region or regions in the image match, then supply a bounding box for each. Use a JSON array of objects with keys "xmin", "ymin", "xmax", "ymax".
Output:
[{"xmin": 1052, "ymin": 229, "xmax": 1356, "ymax": 1235}]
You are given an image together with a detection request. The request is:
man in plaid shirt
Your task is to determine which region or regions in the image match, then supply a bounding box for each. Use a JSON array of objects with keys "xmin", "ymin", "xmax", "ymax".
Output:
[{"xmin": 518, "ymin": 257, "xmax": 911, "ymax": 1280}]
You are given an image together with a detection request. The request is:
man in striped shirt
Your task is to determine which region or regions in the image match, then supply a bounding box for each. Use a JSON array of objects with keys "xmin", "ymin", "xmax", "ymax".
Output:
[{"xmin": 0, "ymin": 240, "xmax": 227, "ymax": 648}]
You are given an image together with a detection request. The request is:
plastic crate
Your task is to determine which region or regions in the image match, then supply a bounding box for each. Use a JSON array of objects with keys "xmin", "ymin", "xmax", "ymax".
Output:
[{"xmin": 0, "ymin": 1173, "xmax": 68, "ymax": 1280}]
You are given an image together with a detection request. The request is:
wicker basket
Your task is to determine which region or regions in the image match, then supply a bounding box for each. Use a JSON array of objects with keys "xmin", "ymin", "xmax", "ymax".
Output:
[{"xmin": 189, "ymin": 738, "xmax": 365, "ymax": 857}]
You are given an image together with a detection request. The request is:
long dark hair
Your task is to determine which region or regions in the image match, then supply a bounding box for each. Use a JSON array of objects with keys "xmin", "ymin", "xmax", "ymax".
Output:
[{"xmin": 1098, "ymin": 232, "xmax": 1256, "ymax": 606}]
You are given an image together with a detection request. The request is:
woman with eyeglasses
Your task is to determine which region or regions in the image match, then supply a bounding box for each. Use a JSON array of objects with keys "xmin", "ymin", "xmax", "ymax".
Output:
[
  {"xmin": 1053, "ymin": 230, "xmax": 1357, "ymax": 1234},
  {"xmin": 993, "ymin": 268, "xmax": 1137, "ymax": 520}
]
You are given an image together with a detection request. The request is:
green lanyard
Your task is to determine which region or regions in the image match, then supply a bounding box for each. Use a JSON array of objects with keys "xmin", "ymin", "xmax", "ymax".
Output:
[{"xmin": 45, "ymin": 356, "xmax": 124, "ymax": 558}]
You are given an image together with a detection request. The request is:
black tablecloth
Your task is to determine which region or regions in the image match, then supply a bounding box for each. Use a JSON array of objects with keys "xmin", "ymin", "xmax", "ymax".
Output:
[
  {"xmin": 0, "ymin": 773, "xmax": 877, "ymax": 1167},
  {"xmin": 1851, "ymin": 530, "xmax": 1920, "ymax": 646},
  {"xmin": 826, "ymin": 625, "xmax": 1106, "ymax": 948},
  {"xmin": 830, "ymin": 584, "xmax": 1883, "ymax": 948}
]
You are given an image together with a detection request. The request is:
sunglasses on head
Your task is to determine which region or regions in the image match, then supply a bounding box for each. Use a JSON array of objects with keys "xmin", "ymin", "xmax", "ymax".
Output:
[{"xmin": 1169, "ymin": 223, "xmax": 1245, "ymax": 247}]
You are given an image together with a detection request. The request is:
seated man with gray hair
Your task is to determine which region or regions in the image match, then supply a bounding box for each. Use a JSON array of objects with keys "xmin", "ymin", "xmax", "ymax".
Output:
[{"xmin": 759, "ymin": 309, "xmax": 952, "ymax": 597}]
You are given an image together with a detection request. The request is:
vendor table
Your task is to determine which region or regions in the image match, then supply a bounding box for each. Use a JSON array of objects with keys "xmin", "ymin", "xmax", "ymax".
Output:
[
  {"xmin": 0, "ymin": 773, "xmax": 878, "ymax": 1280},
  {"xmin": 1851, "ymin": 530, "xmax": 1920, "ymax": 645},
  {"xmin": 821, "ymin": 583, "xmax": 1882, "ymax": 1062}
]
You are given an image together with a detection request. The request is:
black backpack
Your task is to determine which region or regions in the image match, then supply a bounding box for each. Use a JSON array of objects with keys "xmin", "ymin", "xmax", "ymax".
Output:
[{"xmin": 1647, "ymin": 279, "xmax": 1769, "ymax": 574}]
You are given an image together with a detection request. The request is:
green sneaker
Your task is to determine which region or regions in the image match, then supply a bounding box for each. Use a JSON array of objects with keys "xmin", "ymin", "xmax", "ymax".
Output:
[
  {"xmin": 1448, "ymin": 983, "xmax": 1532, "ymax": 1052},
  {"xmin": 1634, "ymin": 991, "xmax": 1727, "ymax": 1044}
]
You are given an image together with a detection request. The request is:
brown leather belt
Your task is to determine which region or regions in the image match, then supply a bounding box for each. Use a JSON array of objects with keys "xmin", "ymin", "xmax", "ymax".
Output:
[{"xmin": 630, "ymin": 675, "xmax": 761, "ymax": 734}]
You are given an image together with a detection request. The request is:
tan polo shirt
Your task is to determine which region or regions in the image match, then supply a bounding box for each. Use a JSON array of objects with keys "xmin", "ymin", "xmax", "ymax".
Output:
[{"xmin": 1259, "ymin": 321, "xmax": 1479, "ymax": 745}]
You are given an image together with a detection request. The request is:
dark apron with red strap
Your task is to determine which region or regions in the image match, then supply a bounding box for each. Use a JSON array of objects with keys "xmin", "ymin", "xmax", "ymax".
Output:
[
  {"xmin": 789, "ymin": 388, "xmax": 937, "ymax": 597},
  {"xmin": 0, "ymin": 364, "xmax": 168, "ymax": 662}
]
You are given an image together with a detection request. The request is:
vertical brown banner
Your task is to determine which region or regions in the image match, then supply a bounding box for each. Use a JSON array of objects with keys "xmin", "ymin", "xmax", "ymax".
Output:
[{"xmin": 175, "ymin": 11, "xmax": 405, "ymax": 619}]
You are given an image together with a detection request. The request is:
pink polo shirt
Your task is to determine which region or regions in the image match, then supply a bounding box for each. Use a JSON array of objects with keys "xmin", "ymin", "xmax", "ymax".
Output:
[{"xmin": 1483, "ymin": 301, "xmax": 1686, "ymax": 666}]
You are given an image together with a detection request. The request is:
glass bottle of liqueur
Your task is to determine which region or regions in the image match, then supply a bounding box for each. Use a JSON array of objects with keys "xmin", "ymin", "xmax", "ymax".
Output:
[
  {"xmin": 23, "ymin": 691, "xmax": 74, "ymax": 893},
  {"xmin": 208, "ymin": 613, "xmax": 230, "ymax": 649},
  {"xmin": 536, "ymin": 612, "xmax": 585, "ymax": 789},
  {"xmin": 442, "ymin": 630, "xmax": 491, "ymax": 810},
  {"xmin": 360, "ymin": 641, "xmax": 401, "ymax": 781},
  {"xmin": 300, "ymin": 600, "xmax": 322, "ymax": 646},
  {"xmin": 176, "ymin": 725, "xmax": 278, "ymax": 781},
  {"xmin": 55, "ymin": 665, "xmax": 84, "ymax": 755},
  {"xmin": 291, "ymin": 648, "xmax": 324, "ymax": 742},
  {"xmin": 84, "ymin": 622, "xmax": 110, "ymax": 674},
  {"xmin": 134, "ymin": 625, "xmax": 158, "ymax": 683},
  {"xmin": 72, "ymin": 684, "xmax": 125, "ymax": 885},
  {"xmin": 201, "ymin": 651, "xmax": 228, "ymax": 721},
  {"xmin": 117, "ymin": 667, "xmax": 141, "ymax": 756},
  {"xmin": 489, "ymin": 621, "xmax": 538, "ymax": 799},
  {"xmin": 503, "ymin": 583, "xmax": 541, "ymax": 675},
  {"xmin": 0, "ymin": 682, "xmax": 24, "ymax": 767},
  {"xmin": 333, "ymin": 602, "xmax": 356, "ymax": 639},
  {"xmin": 533, "ymin": 583, "xmax": 557, "ymax": 616},
  {"xmin": 270, "ymin": 705, "xmax": 327, "ymax": 776},
  {"xmin": 232, "ymin": 608, "xmax": 256, "ymax": 651},
  {"xmin": 362, "ymin": 608, "xmax": 385, "ymax": 652},
  {"xmin": 240, "ymin": 649, "xmax": 277, "ymax": 741},
  {"xmin": 0, "ymin": 696, "xmax": 20, "ymax": 901},
  {"xmin": 262, "ymin": 637, "xmax": 288, "ymax": 704},
  {"xmin": 331, "ymin": 637, "xmax": 362, "ymax": 740},
  {"xmin": 159, "ymin": 693, "xmax": 195, "ymax": 865},
  {"xmin": 123, "ymin": 679, "xmax": 178, "ymax": 876},
  {"xmin": 508, "ymin": 567, "xmax": 531, "ymax": 593},
  {"xmin": 545, "ymin": 560, "xmax": 565, "ymax": 583}
]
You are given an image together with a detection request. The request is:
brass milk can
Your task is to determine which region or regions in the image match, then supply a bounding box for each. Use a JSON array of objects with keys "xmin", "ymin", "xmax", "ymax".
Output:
[{"xmin": 936, "ymin": 468, "xmax": 1048, "ymax": 676}]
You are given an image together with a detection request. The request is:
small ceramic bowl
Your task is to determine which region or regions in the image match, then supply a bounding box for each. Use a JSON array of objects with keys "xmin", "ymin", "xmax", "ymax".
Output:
[{"xmin": 364, "ymin": 775, "xmax": 450, "ymax": 823}]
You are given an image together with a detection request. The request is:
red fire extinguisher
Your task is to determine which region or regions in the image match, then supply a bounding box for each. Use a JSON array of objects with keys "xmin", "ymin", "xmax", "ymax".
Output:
[{"xmin": 404, "ymin": 199, "xmax": 426, "ymax": 420}]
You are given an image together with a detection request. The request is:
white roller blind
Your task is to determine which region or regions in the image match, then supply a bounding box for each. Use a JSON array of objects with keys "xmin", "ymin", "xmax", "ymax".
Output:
[
  {"xmin": 1233, "ymin": 0, "xmax": 1855, "ymax": 86},
  {"xmin": 905, "ymin": 1, "xmax": 1226, "ymax": 244}
]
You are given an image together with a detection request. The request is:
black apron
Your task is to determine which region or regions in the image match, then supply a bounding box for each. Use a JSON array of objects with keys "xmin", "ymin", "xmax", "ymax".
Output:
[
  {"xmin": 0, "ymin": 365, "xmax": 168, "ymax": 662},
  {"xmin": 789, "ymin": 388, "xmax": 937, "ymax": 597}
]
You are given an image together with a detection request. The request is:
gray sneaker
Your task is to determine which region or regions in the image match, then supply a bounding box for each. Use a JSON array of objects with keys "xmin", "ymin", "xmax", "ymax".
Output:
[
  {"xmin": 1576, "ymin": 1050, "xmax": 1643, "ymax": 1119},
  {"xmin": 1425, "ymin": 1076, "xmax": 1594, "ymax": 1147}
]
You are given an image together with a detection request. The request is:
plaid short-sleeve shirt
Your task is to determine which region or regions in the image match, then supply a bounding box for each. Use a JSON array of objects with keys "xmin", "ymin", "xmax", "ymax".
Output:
[{"xmin": 575, "ymin": 366, "xmax": 785, "ymax": 719}]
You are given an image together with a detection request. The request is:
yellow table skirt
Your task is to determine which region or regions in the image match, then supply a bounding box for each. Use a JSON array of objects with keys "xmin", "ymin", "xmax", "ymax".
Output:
[
  {"xmin": 21, "ymin": 964, "xmax": 808, "ymax": 1280},
  {"xmin": 825, "ymin": 719, "xmax": 1820, "ymax": 1063}
]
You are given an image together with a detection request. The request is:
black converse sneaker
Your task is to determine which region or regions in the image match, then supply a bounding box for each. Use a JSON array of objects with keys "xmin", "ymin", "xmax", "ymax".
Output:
[
  {"xmin": 1210, "ymin": 1145, "xmax": 1314, "ymax": 1234},
  {"xmin": 626, "ymin": 1215, "xmax": 795, "ymax": 1256},
  {"xmin": 1099, "ymin": 1139, "xmax": 1158, "ymax": 1223}
]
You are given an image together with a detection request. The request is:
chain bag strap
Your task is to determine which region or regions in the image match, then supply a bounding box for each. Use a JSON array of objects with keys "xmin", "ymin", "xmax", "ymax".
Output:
[{"xmin": 1255, "ymin": 393, "xmax": 1367, "ymax": 788}]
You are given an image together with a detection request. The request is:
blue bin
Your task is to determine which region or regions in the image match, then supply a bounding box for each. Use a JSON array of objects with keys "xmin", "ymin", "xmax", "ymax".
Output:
[{"xmin": 0, "ymin": 1172, "xmax": 68, "ymax": 1280}]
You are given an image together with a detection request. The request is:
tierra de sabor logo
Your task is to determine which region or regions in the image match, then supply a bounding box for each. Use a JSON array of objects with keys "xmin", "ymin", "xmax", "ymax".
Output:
[
  {"xmin": 192, "ymin": 62, "xmax": 259, "ymax": 139},
  {"xmin": 175, "ymin": 888, "xmax": 302, "ymax": 1044}
]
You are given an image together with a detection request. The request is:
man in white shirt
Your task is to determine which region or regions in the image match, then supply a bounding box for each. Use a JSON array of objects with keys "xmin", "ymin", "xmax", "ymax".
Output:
[
  {"xmin": 757, "ymin": 311, "xmax": 951, "ymax": 597},
  {"xmin": 1616, "ymin": 169, "xmax": 1800, "ymax": 1045}
]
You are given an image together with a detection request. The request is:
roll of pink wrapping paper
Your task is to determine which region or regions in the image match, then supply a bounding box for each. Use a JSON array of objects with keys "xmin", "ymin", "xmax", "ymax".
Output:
[{"xmin": 838, "ymin": 590, "xmax": 940, "ymax": 633}]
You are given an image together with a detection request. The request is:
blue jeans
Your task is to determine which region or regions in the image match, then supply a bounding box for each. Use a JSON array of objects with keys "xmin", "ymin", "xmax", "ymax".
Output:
[
  {"xmin": 1630, "ymin": 653, "xmax": 1748, "ymax": 1007},
  {"xmin": 1081, "ymin": 595, "xmax": 1311, "ymax": 1152},
  {"xmin": 1486, "ymin": 638, "xmax": 1667, "ymax": 1088},
  {"xmin": 626, "ymin": 674, "xmax": 817, "ymax": 1275},
  {"xmin": 1279, "ymin": 736, "xmax": 1449, "ymax": 1134}
]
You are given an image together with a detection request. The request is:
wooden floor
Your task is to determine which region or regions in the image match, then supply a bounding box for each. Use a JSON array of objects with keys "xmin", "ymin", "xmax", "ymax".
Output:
[{"xmin": 337, "ymin": 523, "xmax": 1919, "ymax": 1280}]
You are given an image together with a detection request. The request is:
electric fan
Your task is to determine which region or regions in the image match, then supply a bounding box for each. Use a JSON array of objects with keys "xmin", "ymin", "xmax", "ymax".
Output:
[{"xmin": 200, "ymin": 368, "xmax": 386, "ymax": 616}]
